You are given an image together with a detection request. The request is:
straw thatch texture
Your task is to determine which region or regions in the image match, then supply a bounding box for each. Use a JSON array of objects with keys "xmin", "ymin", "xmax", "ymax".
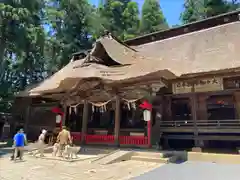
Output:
[
  {"xmin": 24, "ymin": 21, "xmax": 240, "ymax": 99},
  {"xmin": 135, "ymin": 21, "xmax": 240, "ymax": 76},
  {"xmin": 29, "ymin": 36, "xmax": 177, "ymax": 96}
]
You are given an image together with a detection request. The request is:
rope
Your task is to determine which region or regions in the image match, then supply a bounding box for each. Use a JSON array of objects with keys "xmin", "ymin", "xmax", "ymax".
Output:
[
  {"xmin": 88, "ymin": 97, "xmax": 115, "ymax": 107},
  {"xmin": 70, "ymin": 102, "xmax": 83, "ymax": 108},
  {"xmin": 121, "ymin": 98, "xmax": 141, "ymax": 103}
]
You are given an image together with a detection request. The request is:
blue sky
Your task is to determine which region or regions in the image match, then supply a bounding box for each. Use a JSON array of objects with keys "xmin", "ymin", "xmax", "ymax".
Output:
[{"xmin": 89, "ymin": 0, "xmax": 185, "ymax": 26}]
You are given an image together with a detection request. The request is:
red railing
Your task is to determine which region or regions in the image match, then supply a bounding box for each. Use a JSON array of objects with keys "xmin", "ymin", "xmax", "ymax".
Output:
[
  {"xmin": 119, "ymin": 136, "xmax": 148, "ymax": 146},
  {"xmin": 70, "ymin": 132, "xmax": 148, "ymax": 146},
  {"xmin": 85, "ymin": 134, "xmax": 115, "ymax": 144},
  {"xmin": 71, "ymin": 132, "xmax": 82, "ymax": 141}
]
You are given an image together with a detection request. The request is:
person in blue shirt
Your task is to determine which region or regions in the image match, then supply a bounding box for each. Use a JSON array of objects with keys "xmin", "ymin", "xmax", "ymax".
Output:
[{"xmin": 13, "ymin": 129, "xmax": 27, "ymax": 161}]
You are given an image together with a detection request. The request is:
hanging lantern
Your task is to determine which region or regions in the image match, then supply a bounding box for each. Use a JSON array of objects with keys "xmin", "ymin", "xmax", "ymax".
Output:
[
  {"xmin": 56, "ymin": 115, "xmax": 61, "ymax": 123},
  {"xmin": 143, "ymin": 110, "xmax": 151, "ymax": 122}
]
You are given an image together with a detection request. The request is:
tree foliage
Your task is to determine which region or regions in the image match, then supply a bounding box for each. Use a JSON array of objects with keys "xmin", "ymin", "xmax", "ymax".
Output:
[
  {"xmin": 181, "ymin": 0, "xmax": 240, "ymax": 24},
  {"xmin": 97, "ymin": 0, "xmax": 140, "ymax": 40},
  {"xmin": 140, "ymin": 0, "xmax": 168, "ymax": 34}
]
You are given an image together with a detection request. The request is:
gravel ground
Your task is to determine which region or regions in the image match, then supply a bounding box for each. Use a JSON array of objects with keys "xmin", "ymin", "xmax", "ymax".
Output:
[
  {"xmin": 132, "ymin": 161, "xmax": 240, "ymax": 180},
  {"xmin": 0, "ymin": 153, "xmax": 162, "ymax": 180}
]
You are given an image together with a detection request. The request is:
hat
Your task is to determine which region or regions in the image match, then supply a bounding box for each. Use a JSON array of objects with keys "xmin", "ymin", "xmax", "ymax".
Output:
[{"xmin": 19, "ymin": 128, "xmax": 24, "ymax": 133}]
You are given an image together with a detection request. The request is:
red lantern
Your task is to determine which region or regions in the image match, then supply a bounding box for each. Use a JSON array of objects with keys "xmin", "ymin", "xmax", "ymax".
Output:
[{"xmin": 139, "ymin": 100, "xmax": 152, "ymax": 110}]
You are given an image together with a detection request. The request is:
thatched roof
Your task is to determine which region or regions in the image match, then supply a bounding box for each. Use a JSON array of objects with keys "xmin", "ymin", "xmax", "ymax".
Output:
[
  {"xmin": 135, "ymin": 21, "xmax": 240, "ymax": 76},
  {"xmin": 22, "ymin": 20, "xmax": 240, "ymax": 99},
  {"xmin": 28, "ymin": 35, "xmax": 177, "ymax": 97}
]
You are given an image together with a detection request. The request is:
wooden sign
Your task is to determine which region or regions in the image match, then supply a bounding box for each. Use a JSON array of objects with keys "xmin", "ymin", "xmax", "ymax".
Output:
[
  {"xmin": 172, "ymin": 77, "xmax": 223, "ymax": 94},
  {"xmin": 194, "ymin": 77, "xmax": 223, "ymax": 92},
  {"xmin": 172, "ymin": 81, "xmax": 193, "ymax": 94},
  {"xmin": 223, "ymin": 76, "xmax": 240, "ymax": 90}
]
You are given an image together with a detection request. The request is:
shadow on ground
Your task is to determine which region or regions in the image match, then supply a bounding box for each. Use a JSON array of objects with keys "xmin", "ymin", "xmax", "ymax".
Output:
[{"xmin": 0, "ymin": 147, "xmax": 13, "ymax": 158}]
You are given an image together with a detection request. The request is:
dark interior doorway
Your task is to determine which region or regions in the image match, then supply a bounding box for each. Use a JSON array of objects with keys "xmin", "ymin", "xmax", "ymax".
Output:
[
  {"xmin": 207, "ymin": 95, "xmax": 236, "ymax": 120},
  {"xmin": 171, "ymin": 98, "xmax": 192, "ymax": 121}
]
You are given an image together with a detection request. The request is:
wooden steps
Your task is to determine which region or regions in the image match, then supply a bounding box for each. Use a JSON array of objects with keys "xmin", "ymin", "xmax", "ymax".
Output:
[{"xmin": 130, "ymin": 151, "xmax": 178, "ymax": 163}]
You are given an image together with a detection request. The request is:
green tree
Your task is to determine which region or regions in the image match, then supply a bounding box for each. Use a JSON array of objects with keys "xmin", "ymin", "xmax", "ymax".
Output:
[
  {"xmin": 140, "ymin": 0, "xmax": 168, "ymax": 34},
  {"xmin": 45, "ymin": 0, "xmax": 95, "ymax": 70},
  {"xmin": 122, "ymin": 1, "xmax": 140, "ymax": 40},
  {"xmin": 204, "ymin": 0, "xmax": 233, "ymax": 17},
  {"xmin": 97, "ymin": 0, "xmax": 140, "ymax": 40},
  {"xmin": 0, "ymin": 0, "xmax": 46, "ymax": 112},
  {"xmin": 181, "ymin": 0, "xmax": 205, "ymax": 24},
  {"xmin": 181, "ymin": 0, "xmax": 240, "ymax": 24}
]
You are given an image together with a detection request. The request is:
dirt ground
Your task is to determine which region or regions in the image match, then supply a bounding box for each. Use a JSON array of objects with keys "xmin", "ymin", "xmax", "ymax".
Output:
[{"xmin": 0, "ymin": 154, "xmax": 163, "ymax": 180}]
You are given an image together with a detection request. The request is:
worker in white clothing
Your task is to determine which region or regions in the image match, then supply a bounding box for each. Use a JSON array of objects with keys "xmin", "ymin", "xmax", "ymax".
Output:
[{"xmin": 34, "ymin": 129, "xmax": 47, "ymax": 157}]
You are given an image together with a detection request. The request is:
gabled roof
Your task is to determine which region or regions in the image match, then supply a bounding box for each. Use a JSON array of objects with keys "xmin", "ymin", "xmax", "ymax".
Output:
[{"xmin": 28, "ymin": 35, "xmax": 177, "ymax": 96}]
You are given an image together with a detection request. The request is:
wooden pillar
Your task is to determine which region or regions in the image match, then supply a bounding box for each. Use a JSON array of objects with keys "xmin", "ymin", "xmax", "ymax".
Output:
[
  {"xmin": 198, "ymin": 94, "xmax": 208, "ymax": 120},
  {"xmin": 114, "ymin": 95, "xmax": 121, "ymax": 146},
  {"xmin": 234, "ymin": 92, "xmax": 240, "ymax": 153},
  {"xmin": 24, "ymin": 105, "xmax": 31, "ymax": 133},
  {"xmin": 198, "ymin": 94, "xmax": 209, "ymax": 148},
  {"xmin": 61, "ymin": 105, "xmax": 68, "ymax": 127},
  {"xmin": 190, "ymin": 94, "xmax": 200, "ymax": 149},
  {"xmin": 234, "ymin": 91, "xmax": 240, "ymax": 119},
  {"xmin": 164, "ymin": 96, "xmax": 172, "ymax": 121},
  {"xmin": 81, "ymin": 100, "xmax": 88, "ymax": 144}
]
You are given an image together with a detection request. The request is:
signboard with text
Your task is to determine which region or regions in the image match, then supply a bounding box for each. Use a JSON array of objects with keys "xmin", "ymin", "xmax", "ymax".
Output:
[
  {"xmin": 172, "ymin": 77, "xmax": 223, "ymax": 94},
  {"xmin": 194, "ymin": 77, "xmax": 223, "ymax": 92},
  {"xmin": 172, "ymin": 81, "xmax": 193, "ymax": 94}
]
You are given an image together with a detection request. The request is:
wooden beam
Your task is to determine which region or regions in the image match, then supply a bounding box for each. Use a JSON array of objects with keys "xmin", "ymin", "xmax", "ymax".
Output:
[
  {"xmin": 81, "ymin": 100, "xmax": 89, "ymax": 144},
  {"xmin": 114, "ymin": 95, "xmax": 121, "ymax": 145}
]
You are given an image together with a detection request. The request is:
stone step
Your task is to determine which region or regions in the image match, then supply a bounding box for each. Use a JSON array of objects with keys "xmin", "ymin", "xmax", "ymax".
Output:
[
  {"xmin": 133, "ymin": 151, "xmax": 173, "ymax": 158},
  {"xmin": 93, "ymin": 150, "xmax": 132, "ymax": 165},
  {"xmin": 131, "ymin": 155, "xmax": 169, "ymax": 163}
]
